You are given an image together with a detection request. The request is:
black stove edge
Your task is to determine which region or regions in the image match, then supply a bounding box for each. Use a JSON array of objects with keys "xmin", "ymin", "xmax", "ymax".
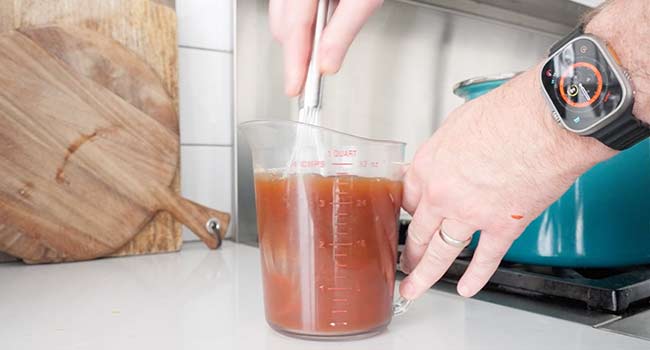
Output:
[{"xmin": 444, "ymin": 258, "xmax": 650, "ymax": 312}]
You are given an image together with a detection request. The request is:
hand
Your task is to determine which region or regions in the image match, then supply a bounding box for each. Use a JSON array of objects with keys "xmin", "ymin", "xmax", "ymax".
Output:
[
  {"xmin": 269, "ymin": 0, "xmax": 383, "ymax": 96},
  {"xmin": 398, "ymin": 69, "xmax": 615, "ymax": 300}
]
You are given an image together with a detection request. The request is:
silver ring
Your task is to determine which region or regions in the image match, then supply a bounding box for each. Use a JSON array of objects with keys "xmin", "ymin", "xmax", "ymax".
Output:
[{"xmin": 439, "ymin": 225, "xmax": 472, "ymax": 248}]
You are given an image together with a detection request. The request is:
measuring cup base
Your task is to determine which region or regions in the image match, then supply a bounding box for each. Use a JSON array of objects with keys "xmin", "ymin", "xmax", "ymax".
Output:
[{"xmin": 267, "ymin": 322, "xmax": 390, "ymax": 341}]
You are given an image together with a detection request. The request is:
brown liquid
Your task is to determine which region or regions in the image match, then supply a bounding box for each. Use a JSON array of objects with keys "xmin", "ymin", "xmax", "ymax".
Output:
[{"xmin": 254, "ymin": 173, "xmax": 402, "ymax": 337}]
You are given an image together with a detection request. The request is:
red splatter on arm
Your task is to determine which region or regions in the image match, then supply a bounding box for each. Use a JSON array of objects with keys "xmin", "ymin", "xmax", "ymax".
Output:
[{"xmin": 510, "ymin": 214, "xmax": 524, "ymax": 220}]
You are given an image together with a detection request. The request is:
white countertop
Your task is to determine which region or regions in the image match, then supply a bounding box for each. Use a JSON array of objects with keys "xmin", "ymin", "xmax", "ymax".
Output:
[{"xmin": 1, "ymin": 241, "xmax": 648, "ymax": 350}]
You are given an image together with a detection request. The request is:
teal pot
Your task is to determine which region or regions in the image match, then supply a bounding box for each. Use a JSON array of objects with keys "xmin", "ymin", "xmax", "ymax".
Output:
[{"xmin": 453, "ymin": 74, "xmax": 650, "ymax": 267}]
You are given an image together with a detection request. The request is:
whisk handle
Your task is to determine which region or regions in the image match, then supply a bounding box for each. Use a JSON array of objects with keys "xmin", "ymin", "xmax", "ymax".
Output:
[{"xmin": 300, "ymin": 0, "xmax": 331, "ymax": 110}]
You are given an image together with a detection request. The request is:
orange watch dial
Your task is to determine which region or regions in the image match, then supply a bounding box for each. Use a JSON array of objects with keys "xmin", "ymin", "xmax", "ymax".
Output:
[{"xmin": 559, "ymin": 62, "xmax": 603, "ymax": 108}]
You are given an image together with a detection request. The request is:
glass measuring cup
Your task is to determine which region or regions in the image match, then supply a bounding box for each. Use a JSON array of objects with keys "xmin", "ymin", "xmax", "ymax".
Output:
[{"xmin": 239, "ymin": 120, "xmax": 409, "ymax": 340}]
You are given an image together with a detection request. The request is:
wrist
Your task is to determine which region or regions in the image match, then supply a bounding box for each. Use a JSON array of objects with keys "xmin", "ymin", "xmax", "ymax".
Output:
[{"xmin": 498, "ymin": 68, "xmax": 615, "ymax": 180}]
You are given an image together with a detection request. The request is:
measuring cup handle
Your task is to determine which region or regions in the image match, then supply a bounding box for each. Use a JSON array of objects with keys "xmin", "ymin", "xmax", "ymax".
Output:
[{"xmin": 392, "ymin": 296, "xmax": 412, "ymax": 316}]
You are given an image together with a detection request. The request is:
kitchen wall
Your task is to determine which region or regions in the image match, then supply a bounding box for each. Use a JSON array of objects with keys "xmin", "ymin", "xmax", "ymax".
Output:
[{"xmin": 176, "ymin": 0, "xmax": 234, "ymax": 240}]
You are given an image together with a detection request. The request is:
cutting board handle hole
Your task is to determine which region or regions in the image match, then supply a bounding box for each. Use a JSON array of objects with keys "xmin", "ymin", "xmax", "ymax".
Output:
[{"xmin": 206, "ymin": 218, "xmax": 223, "ymax": 248}]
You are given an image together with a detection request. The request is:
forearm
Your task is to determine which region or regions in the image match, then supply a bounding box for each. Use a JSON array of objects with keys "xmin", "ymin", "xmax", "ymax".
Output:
[
  {"xmin": 586, "ymin": 0, "xmax": 650, "ymax": 124},
  {"xmin": 474, "ymin": 1, "xmax": 650, "ymax": 182}
]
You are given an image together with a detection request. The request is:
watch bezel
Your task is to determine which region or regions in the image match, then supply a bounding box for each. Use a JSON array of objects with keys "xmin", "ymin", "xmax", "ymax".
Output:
[{"xmin": 540, "ymin": 34, "xmax": 634, "ymax": 135}]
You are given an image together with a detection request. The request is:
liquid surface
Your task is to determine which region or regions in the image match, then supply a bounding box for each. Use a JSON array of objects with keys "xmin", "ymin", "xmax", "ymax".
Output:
[{"xmin": 254, "ymin": 173, "xmax": 402, "ymax": 337}]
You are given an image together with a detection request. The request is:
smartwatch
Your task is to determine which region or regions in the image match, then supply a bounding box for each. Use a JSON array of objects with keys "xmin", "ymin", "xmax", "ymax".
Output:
[{"xmin": 540, "ymin": 25, "xmax": 650, "ymax": 150}]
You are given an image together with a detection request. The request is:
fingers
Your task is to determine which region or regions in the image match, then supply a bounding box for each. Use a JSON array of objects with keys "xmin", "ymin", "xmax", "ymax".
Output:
[
  {"xmin": 400, "ymin": 219, "xmax": 475, "ymax": 300},
  {"xmin": 274, "ymin": 0, "xmax": 382, "ymax": 95},
  {"xmin": 457, "ymin": 231, "xmax": 513, "ymax": 298},
  {"xmin": 281, "ymin": 0, "xmax": 318, "ymax": 96},
  {"xmin": 399, "ymin": 204, "xmax": 441, "ymax": 274},
  {"xmin": 318, "ymin": 0, "xmax": 383, "ymax": 74}
]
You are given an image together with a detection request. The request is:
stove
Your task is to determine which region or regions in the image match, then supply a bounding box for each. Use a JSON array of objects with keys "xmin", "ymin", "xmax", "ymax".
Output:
[
  {"xmin": 445, "ymin": 256, "xmax": 650, "ymax": 313},
  {"xmin": 398, "ymin": 220, "xmax": 650, "ymax": 340}
]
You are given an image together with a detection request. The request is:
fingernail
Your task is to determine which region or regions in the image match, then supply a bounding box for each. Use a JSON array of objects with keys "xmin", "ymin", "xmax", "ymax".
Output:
[
  {"xmin": 401, "ymin": 262, "xmax": 411, "ymax": 274},
  {"xmin": 284, "ymin": 65, "xmax": 302, "ymax": 96},
  {"xmin": 318, "ymin": 47, "xmax": 340, "ymax": 75},
  {"xmin": 284, "ymin": 85, "xmax": 296, "ymax": 96},
  {"xmin": 319, "ymin": 57, "xmax": 337, "ymax": 75},
  {"xmin": 401, "ymin": 280, "xmax": 415, "ymax": 300},
  {"xmin": 457, "ymin": 284, "xmax": 471, "ymax": 298},
  {"xmin": 284, "ymin": 77, "xmax": 299, "ymax": 96}
]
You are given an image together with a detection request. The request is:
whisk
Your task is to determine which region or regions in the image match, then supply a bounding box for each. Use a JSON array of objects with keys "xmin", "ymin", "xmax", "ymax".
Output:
[
  {"xmin": 287, "ymin": 0, "xmax": 332, "ymax": 176},
  {"xmin": 299, "ymin": 0, "xmax": 330, "ymax": 124}
]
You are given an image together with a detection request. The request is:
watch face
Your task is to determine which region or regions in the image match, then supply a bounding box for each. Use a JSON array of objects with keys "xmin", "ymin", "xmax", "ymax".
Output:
[{"xmin": 541, "ymin": 37, "xmax": 626, "ymax": 132}]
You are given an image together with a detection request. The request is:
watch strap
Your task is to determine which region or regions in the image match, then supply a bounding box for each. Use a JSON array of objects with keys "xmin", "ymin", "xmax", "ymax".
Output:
[
  {"xmin": 591, "ymin": 103, "xmax": 650, "ymax": 150},
  {"xmin": 549, "ymin": 23, "xmax": 585, "ymax": 54},
  {"xmin": 549, "ymin": 24, "xmax": 650, "ymax": 150}
]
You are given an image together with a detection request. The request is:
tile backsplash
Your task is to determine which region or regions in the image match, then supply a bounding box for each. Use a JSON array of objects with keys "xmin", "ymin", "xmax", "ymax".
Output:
[
  {"xmin": 177, "ymin": 0, "xmax": 234, "ymax": 240},
  {"xmin": 177, "ymin": 0, "xmax": 233, "ymax": 51},
  {"xmin": 179, "ymin": 47, "xmax": 233, "ymax": 145}
]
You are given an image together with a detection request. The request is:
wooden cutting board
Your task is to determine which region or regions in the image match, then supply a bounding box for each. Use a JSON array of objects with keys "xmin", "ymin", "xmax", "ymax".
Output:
[
  {"xmin": 0, "ymin": 0, "xmax": 184, "ymax": 262},
  {"xmin": 0, "ymin": 24, "xmax": 188, "ymax": 262},
  {"xmin": 0, "ymin": 27, "xmax": 229, "ymax": 261},
  {"xmin": 0, "ymin": 24, "xmax": 181, "ymax": 262}
]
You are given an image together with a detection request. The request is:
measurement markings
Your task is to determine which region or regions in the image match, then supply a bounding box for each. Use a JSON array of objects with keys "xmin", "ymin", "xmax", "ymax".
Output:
[
  {"xmin": 329, "ymin": 242, "xmax": 353, "ymax": 247},
  {"xmin": 332, "ymin": 298, "xmax": 348, "ymax": 302},
  {"xmin": 331, "ymin": 310, "xmax": 348, "ymax": 314},
  {"xmin": 327, "ymin": 287, "xmax": 352, "ymax": 291},
  {"xmin": 332, "ymin": 162, "xmax": 353, "ymax": 166}
]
